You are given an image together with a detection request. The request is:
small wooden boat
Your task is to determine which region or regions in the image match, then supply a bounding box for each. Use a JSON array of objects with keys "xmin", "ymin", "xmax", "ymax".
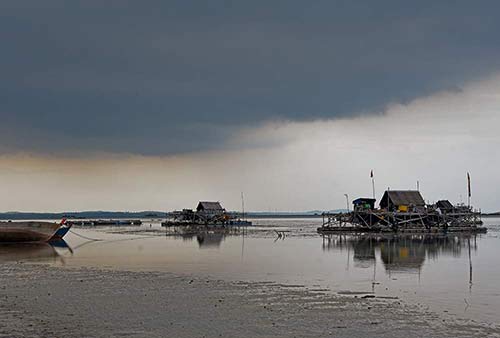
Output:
[
  {"xmin": 50, "ymin": 220, "xmax": 72, "ymax": 240},
  {"xmin": 0, "ymin": 221, "xmax": 61, "ymax": 242}
]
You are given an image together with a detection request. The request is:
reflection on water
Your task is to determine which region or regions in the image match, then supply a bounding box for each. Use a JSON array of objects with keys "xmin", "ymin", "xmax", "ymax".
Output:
[
  {"xmin": 0, "ymin": 241, "xmax": 69, "ymax": 263},
  {"xmin": 316, "ymin": 231, "xmax": 497, "ymax": 322},
  {"xmin": 166, "ymin": 231, "xmax": 228, "ymax": 248},
  {"xmin": 49, "ymin": 239, "xmax": 71, "ymax": 249},
  {"xmin": 196, "ymin": 232, "xmax": 225, "ymax": 248},
  {"xmin": 321, "ymin": 234, "xmax": 477, "ymax": 274},
  {"xmin": 165, "ymin": 227, "xmax": 242, "ymax": 248}
]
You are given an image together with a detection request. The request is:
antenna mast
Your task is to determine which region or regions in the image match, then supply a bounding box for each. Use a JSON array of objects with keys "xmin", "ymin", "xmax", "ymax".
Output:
[
  {"xmin": 370, "ymin": 170, "xmax": 375, "ymax": 199},
  {"xmin": 241, "ymin": 192, "xmax": 245, "ymax": 220}
]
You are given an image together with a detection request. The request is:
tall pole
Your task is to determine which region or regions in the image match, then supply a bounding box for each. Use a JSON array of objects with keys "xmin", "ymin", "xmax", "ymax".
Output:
[
  {"xmin": 371, "ymin": 170, "xmax": 375, "ymax": 199},
  {"xmin": 467, "ymin": 172, "xmax": 471, "ymax": 209},
  {"xmin": 417, "ymin": 180, "xmax": 419, "ymax": 191},
  {"xmin": 344, "ymin": 194, "xmax": 349, "ymax": 212},
  {"xmin": 241, "ymin": 192, "xmax": 245, "ymax": 220}
]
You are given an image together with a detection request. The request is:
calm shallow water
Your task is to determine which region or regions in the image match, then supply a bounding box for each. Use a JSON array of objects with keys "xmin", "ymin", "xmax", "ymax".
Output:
[{"xmin": 2, "ymin": 217, "xmax": 500, "ymax": 325}]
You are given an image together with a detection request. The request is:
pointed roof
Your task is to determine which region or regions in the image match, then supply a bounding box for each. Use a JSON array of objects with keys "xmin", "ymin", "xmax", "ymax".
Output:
[
  {"xmin": 196, "ymin": 201, "xmax": 224, "ymax": 212},
  {"xmin": 379, "ymin": 190, "xmax": 425, "ymax": 208},
  {"xmin": 436, "ymin": 200, "xmax": 454, "ymax": 211}
]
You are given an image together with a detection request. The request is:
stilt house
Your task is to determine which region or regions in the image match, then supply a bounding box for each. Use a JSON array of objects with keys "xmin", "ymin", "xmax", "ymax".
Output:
[
  {"xmin": 196, "ymin": 201, "xmax": 225, "ymax": 217},
  {"xmin": 379, "ymin": 190, "xmax": 425, "ymax": 212}
]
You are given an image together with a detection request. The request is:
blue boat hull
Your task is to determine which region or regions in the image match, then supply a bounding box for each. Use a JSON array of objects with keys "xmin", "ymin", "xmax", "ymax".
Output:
[{"xmin": 50, "ymin": 225, "xmax": 71, "ymax": 240}]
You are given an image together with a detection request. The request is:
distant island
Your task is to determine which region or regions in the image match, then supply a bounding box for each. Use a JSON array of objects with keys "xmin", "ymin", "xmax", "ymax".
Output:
[
  {"xmin": 0, "ymin": 211, "xmax": 167, "ymax": 220},
  {"xmin": 243, "ymin": 210, "xmax": 347, "ymax": 218},
  {"xmin": 482, "ymin": 211, "xmax": 500, "ymax": 217}
]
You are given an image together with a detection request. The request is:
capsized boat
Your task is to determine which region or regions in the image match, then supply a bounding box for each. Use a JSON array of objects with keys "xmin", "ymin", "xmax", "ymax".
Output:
[{"xmin": 0, "ymin": 220, "xmax": 61, "ymax": 243}]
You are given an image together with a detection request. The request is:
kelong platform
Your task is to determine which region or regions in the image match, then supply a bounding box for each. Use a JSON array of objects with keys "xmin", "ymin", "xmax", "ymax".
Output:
[
  {"xmin": 317, "ymin": 211, "xmax": 487, "ymax": 234},
  {"xmin": 319, "ymin": 190, "xmax": 486, "ymax": 234}
]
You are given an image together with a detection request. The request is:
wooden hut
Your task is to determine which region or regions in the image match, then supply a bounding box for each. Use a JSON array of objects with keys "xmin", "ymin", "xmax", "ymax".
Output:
[
  {"xmin": 194, "ymin": 201, "xmax": 226, "ymax": 224},
  {"xmin": 379, "ymin": 190, "xmax": 425, "ymax": 212},
  {"xmin": 196, "ymin": 201, "xmax": 225, "ymax": 214}
]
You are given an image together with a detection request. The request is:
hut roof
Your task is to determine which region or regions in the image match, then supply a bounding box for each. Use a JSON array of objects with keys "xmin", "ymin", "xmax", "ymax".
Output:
[
  {"xmin": 436, "ymin": 200, "xmax": 454, "ymax": 210},
  {"xmin": 352, "ymin": 198, "xmax": 376, "ymax": 205},
  {"xmin": 197, "ymin": 201, "xmax": 224, "ymax": 212},
  {"xmin": 379, "ymin": 190, "xmax": 425, "ymax": 208}
]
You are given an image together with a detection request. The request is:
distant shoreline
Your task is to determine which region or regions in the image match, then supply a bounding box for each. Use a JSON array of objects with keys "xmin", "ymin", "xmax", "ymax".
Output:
[
  {"xmin": 0, "ymin": 211, "xmax": 167, "ymax": 220},
  {"xmin": 0, "ymin": 211, "xmax": 326, "ymax": 220},
  {"xmin": 0, "ymin": 211, "xmax": 498, "ymax": 220}
]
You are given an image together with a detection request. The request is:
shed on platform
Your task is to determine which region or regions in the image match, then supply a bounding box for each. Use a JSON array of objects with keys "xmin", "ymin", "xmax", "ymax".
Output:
[
  {"xmin": 379, "ymin": 190, "xmax": 425, "ymax": 211},
  {"xmin": 352, "ymin": 198, "xmax": 376, "ymax": 210},
  {"xmin": 436, "ymin": 200, "xmax": 454, "ymax": 213},
  {"xmin": 196, "ymin": 201, "xmax": 225, "ymax": 214}
]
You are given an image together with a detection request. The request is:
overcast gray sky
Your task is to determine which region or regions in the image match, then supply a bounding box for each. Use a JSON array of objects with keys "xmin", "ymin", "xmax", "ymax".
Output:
[{"xmin": 1, "ymin": 1, "xmax": 499, "ymax": 211}]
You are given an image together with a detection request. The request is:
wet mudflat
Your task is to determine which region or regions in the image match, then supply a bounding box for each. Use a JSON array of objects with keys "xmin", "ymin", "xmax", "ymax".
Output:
[
  {"xmin": 1, "ymin": 263, "xmax": 499, "ymax": 338},
  {"xmin": 1, "ymin": 217, "xmax": 500, "ymax": 337}
]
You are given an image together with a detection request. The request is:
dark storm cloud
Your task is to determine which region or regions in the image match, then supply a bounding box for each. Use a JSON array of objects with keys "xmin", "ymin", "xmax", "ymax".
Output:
[{"xmin": 1, "ymin": 0, "xmax": 500, "ymax": 155}]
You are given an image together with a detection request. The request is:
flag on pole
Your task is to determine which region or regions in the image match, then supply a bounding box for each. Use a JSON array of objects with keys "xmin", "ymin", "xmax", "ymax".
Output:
[
  {"xmin": 370, "ymin": 170, "xmax": 373, "ymax": 178},
  {"xmin": 467, "ymin": 172, "xmax": 471, "ymax": 197}
]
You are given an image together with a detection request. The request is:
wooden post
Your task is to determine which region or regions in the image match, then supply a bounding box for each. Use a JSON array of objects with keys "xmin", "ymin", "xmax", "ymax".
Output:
[
  {"xmin": 241, "ymin": 192, "xmax": 245, "ymax": 221},
  {"xmin": 467, "ymin": 172, "xmax": 471, "ymax": 209}
]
